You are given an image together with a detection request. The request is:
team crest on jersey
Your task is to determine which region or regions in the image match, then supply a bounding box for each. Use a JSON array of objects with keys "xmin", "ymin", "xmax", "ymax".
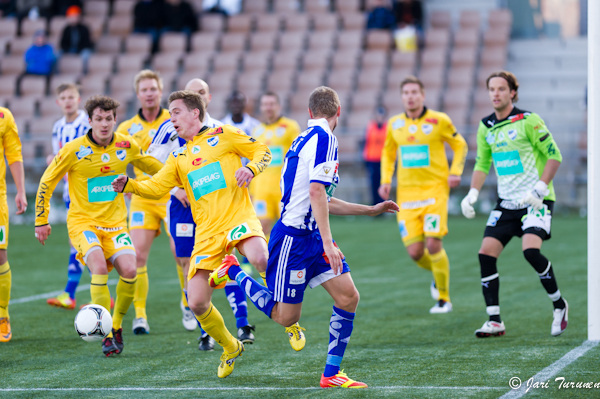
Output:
[
  {"xmin": 424, "ymin": 214, "xmax": 441, "ymax": 233},
  {"xmin": 148, "ymin": 129, "xmax": 157, "ymax": 138},
  {"xmin": 276, "ymin": 127, "xmax": 286, "ymax": 137},
  {"xmin": 115, "ymin": 141, "xmax": 130, "ymax": 148},
  {"xmin": 507, "ymin": 129, "xmax": 517, "ymax": 140},
  {"xmin": 76, "ymin": 145, "xmax": 93, "ymax": 159},
  {"xmin": 498, "ymin": 132, "xmax": 505, "ymax": 141},
  {"xmin": 112, "ymin": 232, "xmax": 132, "ymax": 248},
  {"xmin": 392, "ymin": 119, "xmax": 405, "ymax": 129},
  {"xmin": 128, "ymin": 123, "xmax": 143, "ymax": 135},
  {"xmin": 422, "ymin": 124, "xmax": 433, "ymax": 134},
  {"xmin": 101, "ymin": 153, "xmax": 110, "ymax": 162},
  {"xmin": 486, "ymin": 132, "xmax": 495, "ymax": 145},
  {"xmin": 172, "ymin": 147, "xmax": 185, "ymax": 157},
  {"xmin": 227, "ymin": 223, "xmax": 250, "ymax": 241},
  {"xmin": 207, "ymin": 137, "xmax": 219, "ymax": 147},
  {"xmin": 409, "ymin": 125, "xmax": 418, "ymax": 134},
  {"xmin": 116, "ymin": 150, "xmax": 126, "ymax": 161},
  {"xmin": 253, "ymin": 126, "xmax": 265, "ymax": 136},
  {"xmin": 192, "ymin": 145, "xmax": 201, "ymax": 154}
]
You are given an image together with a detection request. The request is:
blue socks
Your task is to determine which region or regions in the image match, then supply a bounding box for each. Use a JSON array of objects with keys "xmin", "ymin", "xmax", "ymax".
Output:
[
  {"xmin": 323, "ymin": 306, "xmax": 355, "ymax": 377},
  {"xmin": 64, "ymin": 247, "xmax": 83, "ymax": 300},
  {"xmin": 228, "ymin": 263, "xmax": 276, "ymax": 319},
  {"xmin": 224, "ymin": 282, "xmax": 249, "ymax": 328}
]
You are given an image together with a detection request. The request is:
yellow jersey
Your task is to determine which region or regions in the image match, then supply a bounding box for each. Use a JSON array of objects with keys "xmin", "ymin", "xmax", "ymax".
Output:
[
  {"xmin": 35, "ymin": 131, "xmax": 163, "ymax": 228},
  {"xmin": 116, "ymin": 108, "xmax": 171, "ymax": 203},
  {"xmin": 123, "ymin": 125, "xmax": 271, "ymax": 243},
  {"xmin": 250, "ymin": 116, "xmax": 300, "ymax": 196},
  {"xmin": 0, "ymin": 108, "xmax": 23, "ymax": 201},
  {"xmin": 381, "ymin": 108, "xmax": 467, "ymax": 189}
]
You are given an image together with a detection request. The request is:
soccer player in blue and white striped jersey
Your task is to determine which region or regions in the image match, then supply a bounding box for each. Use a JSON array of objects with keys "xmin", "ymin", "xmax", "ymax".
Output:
[
  {"xmin": 46, "ymin": 83, "xmax": 90, "ymax": 310},
  {"xmin": 209, "ymin": 86, "xmax": 399, "ymax": 388}
]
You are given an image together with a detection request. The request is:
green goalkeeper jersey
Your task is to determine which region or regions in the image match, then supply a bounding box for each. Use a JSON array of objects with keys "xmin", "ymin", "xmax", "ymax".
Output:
[{"xmin": 474, "ymin": 107, "xmax": 562, "ymax": 202}]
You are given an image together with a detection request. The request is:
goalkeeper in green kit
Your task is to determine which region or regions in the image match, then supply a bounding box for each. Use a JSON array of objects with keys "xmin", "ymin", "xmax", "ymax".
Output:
[{"xmin": 460, "ymin": 71, "xmax": 568, "ymax": 338}]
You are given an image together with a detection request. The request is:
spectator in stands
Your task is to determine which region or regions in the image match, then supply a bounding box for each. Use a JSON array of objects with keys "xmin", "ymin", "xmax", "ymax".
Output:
[
  {"xmin": 222, "ymin": 90, "xmax": 260, "ymax": 137},
  {"xmin": 24, "ymin": 29, "xmax": 56, "ymax": 75},
  {"xmin": 133, "ymin": 0, "xmax": 163, "ymax": 53},
  {"xmin": 59, "ymin": 5, "xmax": 93, "ymax": 73},
  {"xmin": 366, "ymin": 0, "xmax": 396, "ymax": 30},
  {"xmin": 393, "ymin": 0, "xmax": 424, "ymax": 36},
  {"xmin": 161, "ymin": 0, "xmax": 198, "ymax": 39},
  {"xmin": 0, "ymin": 0, "xmax": 17, "ymax": 17},
  {"xmin": 51, "ymin": 0, "xmax": 82, "ymax": 16},
  {"xmin": 202, "ymin": 0, "xmax": 241, "ymax": 16},
  {"xmin": 362, "ymin": 106, "xmax": 388, "ymax": 205},
  {"xmin": 16, "ymin": 0, "xmax": 52, "ymax": 21}
]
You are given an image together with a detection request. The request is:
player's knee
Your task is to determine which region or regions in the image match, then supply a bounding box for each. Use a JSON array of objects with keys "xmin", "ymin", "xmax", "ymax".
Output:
[
  {"xmin": 120, "ymin": 264, "xmax": 137, "ymax": 279},
  {"xmin": 407, "ymin": 247, "xmax": 424, "ymax": 261},
  {"xmin": 247, "ymin": 251, "xmax": 268, "ymax": 273},
  {"xmin": 188, "ymin": 298, "xmax": 210, "ymax": 316},
  {"xmin": 336, "ymin": 287, "xmax": 360, "ymax": 312}
]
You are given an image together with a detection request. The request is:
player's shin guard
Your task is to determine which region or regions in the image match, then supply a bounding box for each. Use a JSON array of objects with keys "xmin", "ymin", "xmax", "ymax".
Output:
[
  {"xmin": 523, "ymin": 249, "xmax": 565, "ymax": 309},
  {"xmin": 65, "ymin": 247, "xmax": 83, "ymax": 300},
  {"xmin": 113, "ymin": 276, "xmax": 136, "ymax": 330},
  {"xmin": 224, "ymin": 282, "xmax": 249, "ymax": 328},
  {"xmin": 0, "ymin": 262, "xmax": 11, "ymax": 318},
  {"xmin": 323, "ymin": 306, "xmax": 355, "ymax": 377},
  {"xmin": 90, "ymin": 274, "xmax": 111, "ymax": 314},
  {"xmin": 195, "ymin": 303, "xmax": 237, "ymax": 352},
  {"xmin": 430, "ymin": 249, "xmax": 450, "ymax": 302},
  {"xmin": 133, "ymin": 265, "xmax": 148, "ymax": 319},
  {"xmin": 479, "ymin": 254, "xmax": 501, "ymax": 322},
  {"xmin": 231, "ymin": 267, "xmax": 275, "ymax": 319},
  {"xmin": 415, "ymin": 249, "xmax": 432, "ymax": 271}
]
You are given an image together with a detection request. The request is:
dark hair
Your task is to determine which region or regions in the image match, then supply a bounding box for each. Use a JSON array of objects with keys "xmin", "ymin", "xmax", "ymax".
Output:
[
  {"xmin": 486, "ymin": 71, "xmax": 519, "ymax": 103},
  {"xmin": 84, "ymin": 95, "xmax": 119, "ymax": 117},
  {"xmin": 168, "ymin": 90, "xmax": 206, "ymax": 122}
]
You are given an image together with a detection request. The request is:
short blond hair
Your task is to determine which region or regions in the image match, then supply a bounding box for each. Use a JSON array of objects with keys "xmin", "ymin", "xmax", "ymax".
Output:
[
  {"xmin": 308, "ymin": 86, "xmax": 340, "ymax": 119},
  {"xmin": 134, "ymin": 69, "xmax": 163, "ymax": 93},
  {"xmin": 168, "ymin": 90, "xmax": 205, "ymax": 122},
  {"xmin": 55, "ymin": 82, "xmax": 80, "ymax": 96}
]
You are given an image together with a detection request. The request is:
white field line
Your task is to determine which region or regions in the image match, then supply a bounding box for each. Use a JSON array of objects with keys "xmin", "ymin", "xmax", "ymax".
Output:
[
  {"xmin": 0, "ymin": 386, "xmax": 506, "ymax": 392},
  {"xmin": 500, "ymin": 340, "xmax": 600, "ymax": 399},
  {"xmin": 9, "ymin": 279, "xmax": 119, "ymax": 304}
]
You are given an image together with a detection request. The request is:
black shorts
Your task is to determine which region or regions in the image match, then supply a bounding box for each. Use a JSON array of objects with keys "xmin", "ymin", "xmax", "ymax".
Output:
[{"xmin": 483, "ymin": 200, "xmax": 554, "ymax": 247}]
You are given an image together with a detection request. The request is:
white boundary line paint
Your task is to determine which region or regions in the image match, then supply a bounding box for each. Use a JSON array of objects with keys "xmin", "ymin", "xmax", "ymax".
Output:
[
  {"xmin": 9, "ymin": 279, "xmax": 119, "ymax": 304},
  {"xmin": 499, "ymin": 340, "xmax": 600, "ymax": 399},
  {"xmin": 0, "ymin": 386, "xmax": 507, "ymax": 392}
]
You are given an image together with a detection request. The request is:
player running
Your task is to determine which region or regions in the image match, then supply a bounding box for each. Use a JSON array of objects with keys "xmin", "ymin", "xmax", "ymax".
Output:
[
  {"xmin": 460, "ymin": 71, "xmax": 568, "ymax": 337},
  {"xmin": 208, "ymin": 86, "xmax": 399, "ymax": 388},
  {"xmin": 115, "ymin": 70, "xmax": 171, "ymax": 335},
  {"xmin": 46, "ymin": 83, "xmax": 90, "ymax": 310},
  {"xmin": 112, "ymin": 90, "xmax": 271, "ymax": 378},
  {"xmin": 0, "ymin": 106, "xmax": 27, "ymax": 343},
  {"xmin": 379, "ymin": 76, "xmax": 467, "ymax": 313},
  {"xmin": 35, "ymin": 95, "xmax": 164, "ymax": 356}
]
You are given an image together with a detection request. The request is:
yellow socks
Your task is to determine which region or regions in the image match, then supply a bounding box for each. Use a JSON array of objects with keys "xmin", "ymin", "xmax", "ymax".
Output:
[
  {"xmin": 195, "ymin": 303, "xmax": 237, "ymax": 352},
  {"xmin": 430, "ymin": 249, "xmax": 450, "ymax": 302},
  {"xmin": 176, "ymin": 264, "xmax": 189, "ymax": 307},
  {"xmin": 416, "ymin": 249, "xmax": 432, "ymax": 271},
  {"xmin": 113, "ymin": 276, "xmax": 136, "ymax": 330},
  {"xmin": 0, "ymin": 262, "xmax": 11, "ymax": 318},
  {"xmin": 134, "ymin": 265, "xmax": 148, "ymax": 319},
  {"xmin": 90, "ymin": 274, "xmax": 111, "ymax": 312},
  {"xmin": 259, "ymin": 271, "xmax": 267, "ymax": 287}
]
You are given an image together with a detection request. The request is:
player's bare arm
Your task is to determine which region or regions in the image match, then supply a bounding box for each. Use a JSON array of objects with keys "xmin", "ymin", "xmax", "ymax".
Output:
[
  {"xmin": 309, "ymin": 182, "xmax": 342, "ymax": 275},
  {"xmin": 328, "ymin": 197, "xmax": 399, "ymax": 216}
]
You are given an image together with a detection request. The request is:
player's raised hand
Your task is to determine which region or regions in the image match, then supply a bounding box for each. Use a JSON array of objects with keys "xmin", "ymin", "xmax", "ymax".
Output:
[
  {"xmin": 15, "ymin": 192, "xmax": 27, "ymax": 215},
  {"xmin": 378, "ymin": 183, "xmax": 391, "ymax": 200},
  {"xmin": 111, "ymin": 175, "xmax": 129, "ymax": 193},
  {"xmin": 461, "ymin": 188, "xmax": 479, "ymax": 219},
  {"xmin": 235, "ymin": 166, "xmax": 254, "ymax": 188},
  {"xmin": 371, "ymin": 200, "xmax": 399, "ymax": 215},
  {"xmin": 35, "ymin": 225, "xmax": 51, "ymax": 245}
]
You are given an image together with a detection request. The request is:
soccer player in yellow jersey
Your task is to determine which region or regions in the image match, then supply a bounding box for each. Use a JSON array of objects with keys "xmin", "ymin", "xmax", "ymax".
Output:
[
  {"xmin": 0, "ymin": 107, "xmax": 27, "ymax": 343},
  {"xmin": 35, "ymin": 96, "xmax": 164, "ymax": 356},
  {"xmin": 379, "ymin": 76, "xmax": 468, "ymax": 314},
  {"xmin": 112, "ymin": 90, "xmax": 271, "ymax": 378},
  {"xmin": 250, "ymin": 92, "xmax": 301, "ymax": 237},
  {"xmin": 115, "ymin": 69, "xmax": 171, "ymax": 335}
]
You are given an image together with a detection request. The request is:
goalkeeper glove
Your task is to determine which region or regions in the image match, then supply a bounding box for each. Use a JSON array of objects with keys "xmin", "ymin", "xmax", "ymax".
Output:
[
  {"xmin": 521, "ymin": 181, "xmax": 549, "ymax": 211},
  {"xmin": 461, "ymin": 188, "xmax": 479, "ymax": 219}
]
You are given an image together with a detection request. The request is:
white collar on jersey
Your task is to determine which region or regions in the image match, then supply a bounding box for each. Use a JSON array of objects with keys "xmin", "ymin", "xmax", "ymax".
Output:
[{"xmin": 307, "ymin": 118, "xmax": 333, "ymax": 135}]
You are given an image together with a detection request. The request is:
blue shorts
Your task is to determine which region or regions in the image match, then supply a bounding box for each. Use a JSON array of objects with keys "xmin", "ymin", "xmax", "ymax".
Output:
[
  {"xmin": 266, "ymin": 220, "xmax": 350, "ymax": 304},
  {"xmin": 168, "ymin": 195, "xmax": 196, "ymax": 258}
]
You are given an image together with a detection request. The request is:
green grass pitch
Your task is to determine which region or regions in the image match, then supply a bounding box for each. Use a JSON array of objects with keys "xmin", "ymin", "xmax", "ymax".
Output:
[{"xmin": 1, "ymin": 215, "xmax": 596, "ymax": 398}]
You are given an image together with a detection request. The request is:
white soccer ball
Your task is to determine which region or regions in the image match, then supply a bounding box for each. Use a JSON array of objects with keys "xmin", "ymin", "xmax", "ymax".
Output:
[{"xmin": 74, "ymin": 304, "xmax": 112, "ymax": 342}]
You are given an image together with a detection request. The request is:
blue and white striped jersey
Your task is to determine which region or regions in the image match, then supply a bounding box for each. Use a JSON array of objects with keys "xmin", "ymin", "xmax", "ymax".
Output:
[
  {"xmin": 51, "ymin": 110, "xmax": 90, "ymax": 154},
  {"xmin": 280, "ymin": 118, "xmax": 339, "ymax": 231},
  {"xmin": 147, "ymin": 112, "xmax": 222, "ymax": 163}
]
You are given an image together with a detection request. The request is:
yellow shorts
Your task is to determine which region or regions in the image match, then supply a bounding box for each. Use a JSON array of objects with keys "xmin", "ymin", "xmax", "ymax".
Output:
[
  {"xmin": 252, "ymin": 189, "xmax": 281, "ymax": 220},
  {"xmin": 69, "ymin": 224, "xmax": 136, "ymax": 270},
  {"xmin": 129, "ymin": 195, "xmax": 168, "ymax": 236},
  {"xmin": 188, "ymin": 218, "xmax": 265, "ymax": 280},
  {"xmin": 0, "ymin": 199, "xmax": 8, "ymax": 250},
  {"xmin": 396, "ymin": 188, "xmax": 449, "ymax": 246}
]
